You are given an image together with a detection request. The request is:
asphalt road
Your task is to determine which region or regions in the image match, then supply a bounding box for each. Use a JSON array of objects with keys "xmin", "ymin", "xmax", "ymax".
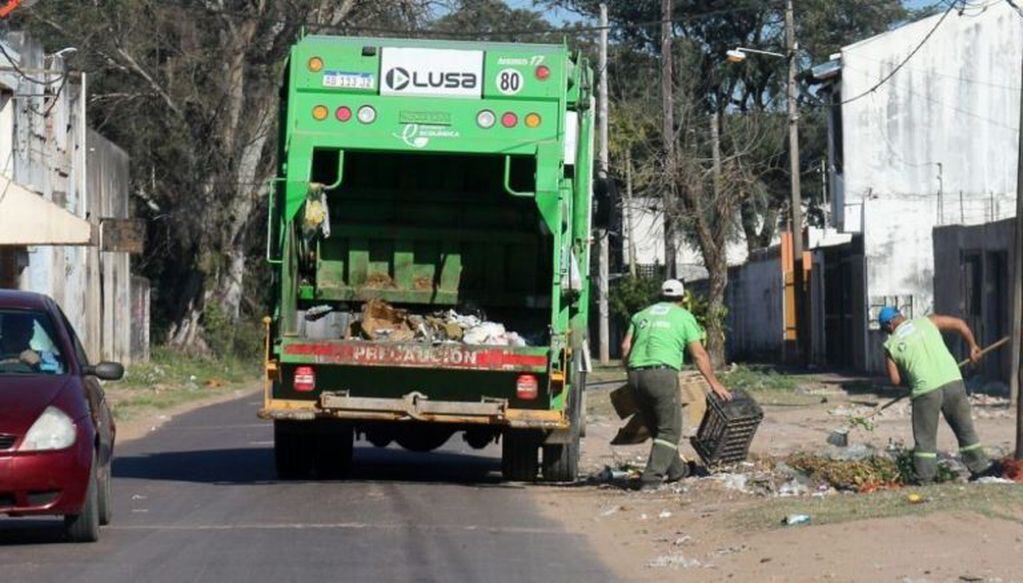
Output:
[{"xmin": 0, "ymin": 395, "xmax": 615, "ymax": 582}]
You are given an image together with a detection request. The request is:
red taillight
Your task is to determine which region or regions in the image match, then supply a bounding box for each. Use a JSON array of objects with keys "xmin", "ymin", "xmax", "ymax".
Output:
[
  {"xmin": 535, "ymin": 65, "xmax": 550, "ymax": 80},
  {"xmin": 335, "ymin": 106, "xmax": 352, "ymax": 122},
  {"xmin": 516, "ymin": 374, "xmax": 539, "ymax": 400},
  {"xmin": 293, "ymin": 366, "xmax": 316, "ymax": 392},
  {"xmin": 501, "ymin": 112, "xmax": 518, "ymax": 128}
]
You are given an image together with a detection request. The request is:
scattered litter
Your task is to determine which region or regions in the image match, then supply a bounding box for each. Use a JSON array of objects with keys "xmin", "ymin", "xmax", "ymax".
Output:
[
  {"xmin": 658, "ymin": 510, "xmax": 672, "ymax": 519},
  {"xmin": 304, "ymin": 304, "xmax": 334, "ymax": 320},
  {"xmin": 646, "ymin": 554, "xmax": 703, "ymax": 569},
  {"xmin": 714, "ymin": 544, "xmax": 748, "ymax": 556},
  {"xmin": 906, "ymin": 493, "xmax": 925, "ymax": 504},
  {"xmin": 1000, "ymin": 457, "xmax": 1023, "ymax": 482},
  {"xmin": 975, "ymin": 476, "xmax": 1015, "ymax": 485},
  {"xmin": 593, "ymin": 465, "xmax": 636, "ymax": 483},
  {"xmin": 826, "ymin": 443, "xmax": 876, "ymax": 461},
  {"xmin": 131, "ymin": 494, "xmax": 147, "ymax": 501},
  {"xmin": 673, "ymin": 535, "xmax": 693, "ymax": 546},
  {"xmin": 782, "ymin": 514, "xmax": 811, "ymax": 526},
  {"xmin": 640, "ymin": 513, "xmax": 649, "ymax": 521},
  {"xmin": 777, "ymin": 479, "xmax": 809, "ymax": 497},
  {"xmin": 600, "ymin": 505, "xmax": 623, "ymax": 517},
  {"xmin": 715, "ymin": 473, "xmax": 749, "ymax": 493}
]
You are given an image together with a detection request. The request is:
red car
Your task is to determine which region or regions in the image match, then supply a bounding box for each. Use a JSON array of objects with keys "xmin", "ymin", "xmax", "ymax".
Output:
[{"xmin": 0, "ymin": 290, "xmax": 121, "ymax": 542}]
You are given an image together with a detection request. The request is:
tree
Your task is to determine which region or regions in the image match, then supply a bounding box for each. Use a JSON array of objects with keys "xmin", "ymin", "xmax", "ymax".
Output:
[
  {"xmin": 546, "ymin": 0, "xmax": 909, "ymax": 364},
  {"xmin": 20, "ymin": 0, "xmax": 426, "ymax": 352}
]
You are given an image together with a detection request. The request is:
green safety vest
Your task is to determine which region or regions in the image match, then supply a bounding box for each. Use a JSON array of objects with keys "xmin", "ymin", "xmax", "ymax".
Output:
[
  {"xmin": 626, "ymin": 302, "xmax": 703, "ymax": 371},
  {"xmin": 883, "ymin": 317, "xmax": 962, "ymax": 398}
]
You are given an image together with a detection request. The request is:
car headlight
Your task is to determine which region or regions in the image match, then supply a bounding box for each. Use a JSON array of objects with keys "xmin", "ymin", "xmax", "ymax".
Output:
[{"xmin": 20, "ymin": 406, "xmax": 76, "ymax": 451}]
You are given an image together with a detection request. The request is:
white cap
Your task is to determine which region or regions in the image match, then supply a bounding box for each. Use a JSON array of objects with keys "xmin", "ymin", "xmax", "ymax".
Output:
[{"xmin": 661, "ymin": 279, "xmax": 685, "ymax": 298}]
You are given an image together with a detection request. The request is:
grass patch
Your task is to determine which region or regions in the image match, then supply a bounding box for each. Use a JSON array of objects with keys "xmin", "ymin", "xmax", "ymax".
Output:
[
  {"xmin": 720, "ymin": 364, "xmax": 807, "ymax": 392},
  {"xmin": 732, "ymin": 483, "xmax": 1023, "ymax": 529},
  {"xmin": 109, "ymin": 346, "xmax": 260, "ymax": 420}
]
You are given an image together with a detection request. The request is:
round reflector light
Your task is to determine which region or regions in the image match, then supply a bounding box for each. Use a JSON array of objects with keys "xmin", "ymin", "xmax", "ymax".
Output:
[
  {"xmin": 525, "ymin": 113, "xmax": 541, "ymax": 128},
  {"xmin": 516, "ymin": 374, "xmax": 539, "ymax": 400},
  {"xmin": 294, "ymin": 366, "xmax": 316, "ymax": 393},
  {"xmin": 477, "ymin": 109, "xmax": 496, "ymax": 129},
  {"xmin": 312, "ymin": 105, "xmax": 329, "ymax": 121},
  {"xmin": 357, "ymin": 105, "xmax": 376, "ymax": 124},
  {"xmin": 501, "ymin": 112, "xmax": 518, "ymax": 128},
  {"xmin": 535, "ymin": 65, "xmax": 550, "ymax": 80},
  {"xmin": 308, "ymin": 57, "xmax": 324, "ymax": 72},
  {"xmin": 335, "ymin": 106, "xmax": 352, "ymax": 122}
]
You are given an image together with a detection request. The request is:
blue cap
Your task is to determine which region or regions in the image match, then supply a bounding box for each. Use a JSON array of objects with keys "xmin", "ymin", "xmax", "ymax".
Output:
[{"xmin": 878, "ymin": 306, "xmax": 900, "ymax": 327}]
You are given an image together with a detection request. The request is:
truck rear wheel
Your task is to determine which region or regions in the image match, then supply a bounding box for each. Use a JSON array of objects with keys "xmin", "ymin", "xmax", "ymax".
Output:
[
  {"xmin": 313, "ymin": 421, "xmax": 354, "ymax": 479},
  {"xmin": 501, "ymin": 429, "xmax": 539, "ymax": 482},
  {"xmin": 274, "ymin": 421, "xmax": 314, "ymax": 480},
  {"xmin": 542, "ymin": 434, "xmax": 580, "ymax": 482}
]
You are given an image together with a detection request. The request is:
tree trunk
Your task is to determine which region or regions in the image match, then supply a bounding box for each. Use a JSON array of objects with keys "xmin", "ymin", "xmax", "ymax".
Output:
[{"xmin": 705, "ymin": 249, "xmax": 728, "ymax": 367}]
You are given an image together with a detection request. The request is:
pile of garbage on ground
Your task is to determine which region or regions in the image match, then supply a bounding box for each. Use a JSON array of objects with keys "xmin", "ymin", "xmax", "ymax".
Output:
[
  {"xmin": 592, "ymin": 444, "xmax": 1023, "ymax": 498},
  {"xmin": 357, "ymin": 299, "xmax": 529, "ymax": 346}
]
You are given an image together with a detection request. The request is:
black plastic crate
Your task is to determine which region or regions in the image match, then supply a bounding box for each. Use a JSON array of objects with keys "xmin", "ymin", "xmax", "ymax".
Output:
[{"xmin": 690, "ymin": 388, "xmax": 763, "ymax": 467}]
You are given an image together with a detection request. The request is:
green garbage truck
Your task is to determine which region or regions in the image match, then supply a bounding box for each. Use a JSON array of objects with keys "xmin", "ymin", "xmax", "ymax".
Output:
[{"xmin": 260, "ymin": 35, "xmax": 596, "ymax": 482}]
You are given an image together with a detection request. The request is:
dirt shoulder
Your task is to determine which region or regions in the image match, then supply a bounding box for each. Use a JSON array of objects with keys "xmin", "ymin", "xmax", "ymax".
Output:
[{"xmin": 537, "ymin": 369, "xmax": 1023, "ymax": 582}]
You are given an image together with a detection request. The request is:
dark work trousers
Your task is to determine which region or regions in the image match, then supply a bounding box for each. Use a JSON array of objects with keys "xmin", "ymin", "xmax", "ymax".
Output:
[
  {"xmin": 911, "ymin": 380, "xmax": 990, "ymax": 482},
  {"xmin": 628, "ymin": 367, "xmax": 686, "ymax": 484}
]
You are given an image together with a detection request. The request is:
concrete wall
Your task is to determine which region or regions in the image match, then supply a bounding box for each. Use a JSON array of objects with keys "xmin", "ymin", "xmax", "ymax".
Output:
[
  {"xmin": 722, "ymin": 248, "xmax": 785, "ymax": 361},
  {"xmin": 622, "ymin": 195, "xmax": 753, "ymax": 281},
  {"xmin": 831, "ymin": 4, "xmax": 1021, "ymax": 372},
  {"xmin": 933, "ymin": 218, "xmax": 1014, "ymax": 387},
  {"xmin": 0, "ymin": 32, "xmax": 141, "ymax": 364}
]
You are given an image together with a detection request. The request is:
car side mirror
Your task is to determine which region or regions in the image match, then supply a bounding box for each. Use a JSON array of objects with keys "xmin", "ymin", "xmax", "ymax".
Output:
[{"xmin": 86, "ymin": 362, "xmax": 124, "ymax": 381}]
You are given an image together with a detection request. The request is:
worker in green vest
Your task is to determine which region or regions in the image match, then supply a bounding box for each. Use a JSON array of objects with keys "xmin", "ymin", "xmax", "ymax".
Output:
[
  {"xmin": 621, "ymin": 279, "xmax": 732, "ymax": 490},
  {"xmin": 879, "ymin": 307, "xmax": 997, "ymax": 483}
]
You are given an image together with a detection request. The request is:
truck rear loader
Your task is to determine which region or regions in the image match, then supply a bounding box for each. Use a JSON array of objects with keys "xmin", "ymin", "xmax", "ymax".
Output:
[{"xmin": 260, "ymin": 35, "xmax": 597, "ymax": 482}]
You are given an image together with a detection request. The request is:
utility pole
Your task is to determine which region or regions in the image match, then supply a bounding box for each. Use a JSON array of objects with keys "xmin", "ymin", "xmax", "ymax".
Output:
[
  {"xmin": 1013, "ymin": 48, "xmax": 1023, "ymax": 460},
  {"xmin": 625, "ymin": 148, "xmax": 638, "ymax": 278},
  {"xmin": 785, "ymin": 0, "xmax": 807, "ymax": 364},
  {"xmin": 597, "ymin": 2, "xmax": 610, "ymax": 363},
  {"xmin": 660, "ymin": 0, "xmax": 677, "ymax": 278}
]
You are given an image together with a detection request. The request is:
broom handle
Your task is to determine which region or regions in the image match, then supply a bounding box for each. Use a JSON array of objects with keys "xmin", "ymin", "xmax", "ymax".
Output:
[
  {"xmin": 956, "ymin": 336, "xmax": 1010, "ymax": 368},
  {"xmin": 868, "ymin": 336, "xmax": 1010, "ymax": 420}
]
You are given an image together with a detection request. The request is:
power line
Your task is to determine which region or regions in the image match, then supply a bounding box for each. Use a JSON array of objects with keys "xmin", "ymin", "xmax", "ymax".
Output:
[
  {"xmin": 0, "ymin": 42, "xmax": 66, "ymax": 86},
  {"xmin": 833, "ymin": 1, "xmax": 958, "ymax": 106}
]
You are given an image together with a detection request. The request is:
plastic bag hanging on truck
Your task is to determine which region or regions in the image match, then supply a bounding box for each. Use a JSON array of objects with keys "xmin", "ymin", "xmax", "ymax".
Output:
[{"xmin": 302, "ymin": 183, "xmax": 331, "ymax": 240}]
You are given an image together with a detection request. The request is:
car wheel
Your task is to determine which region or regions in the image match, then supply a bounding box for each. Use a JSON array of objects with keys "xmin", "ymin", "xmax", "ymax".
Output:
[
  {"xmin": 65, "ymin": 463, "xmax": 100, "ymax": 543},
  {"xmin": 97, "ymin": 460, "xmax": 112, "ymax": 526}
]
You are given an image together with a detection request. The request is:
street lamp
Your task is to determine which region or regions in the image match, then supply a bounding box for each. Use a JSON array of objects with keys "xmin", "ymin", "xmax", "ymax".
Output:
[
  {"xmin": 725, "ymin": 4, "xmax": 808, "ymax": 366},
  {"xmin": 725, "ymin": 47, "xmax": 786, "ymax": 63}
]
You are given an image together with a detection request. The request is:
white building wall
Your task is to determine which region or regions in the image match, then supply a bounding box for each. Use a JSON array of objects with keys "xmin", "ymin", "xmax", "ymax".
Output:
[
  {"xmin": 835, "ymin": 4, "xmax": 1021, "ymax": 371},
  {"xmin": 623, "ymin": 195, "xmax": 752, "ymax": 281}
]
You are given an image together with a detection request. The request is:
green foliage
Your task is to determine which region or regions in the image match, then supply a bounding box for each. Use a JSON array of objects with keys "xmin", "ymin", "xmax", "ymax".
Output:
[
  {"xmin": 609, "ymin": 275, "xmax": 661, "ymax": 326},
  {"xmin": 608, "ymin": 275, "xmax": 725, "ymax": 345},
  {"xmin": 787, "ymin": 452, "xmax": 902, "ymax": 491},
  {"xmin": 203, "ymin": 301, "xmax": 263, "ymax": 360}
]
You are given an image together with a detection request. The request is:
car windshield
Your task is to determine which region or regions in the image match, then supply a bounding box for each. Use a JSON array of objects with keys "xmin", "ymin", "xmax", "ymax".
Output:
[{"xmin": 0, "ymin": 310, "xmax": 66, "ymax": 375}]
